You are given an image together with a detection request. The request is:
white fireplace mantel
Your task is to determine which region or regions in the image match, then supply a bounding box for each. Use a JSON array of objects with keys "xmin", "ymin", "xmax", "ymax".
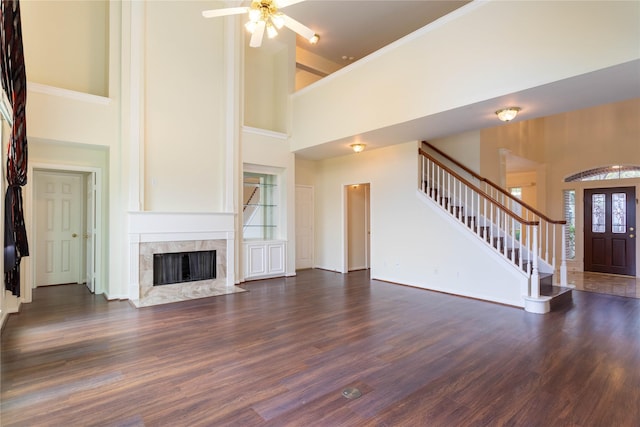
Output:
[{"xmin": 128, "ymin": 212, "xmax": 237, "ymax": 305}]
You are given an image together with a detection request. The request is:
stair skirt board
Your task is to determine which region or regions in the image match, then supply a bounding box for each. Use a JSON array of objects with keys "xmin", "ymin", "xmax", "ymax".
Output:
[
  {"xmin": 372, "ymin": 274, "xmax": 527, "ymax": 309},
  {"xmin": 417, "ymin": 189, "xmax": 572, "ymax": 313},
  {"xmin": 415, "ymin": 190, "xmax": 528, "ymax": 308}
]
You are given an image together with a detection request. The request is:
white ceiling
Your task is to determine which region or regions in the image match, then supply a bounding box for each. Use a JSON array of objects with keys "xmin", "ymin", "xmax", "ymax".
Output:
[{"xmin": 282, "ymin": 0, "xmax": 470, "ymax": 66}]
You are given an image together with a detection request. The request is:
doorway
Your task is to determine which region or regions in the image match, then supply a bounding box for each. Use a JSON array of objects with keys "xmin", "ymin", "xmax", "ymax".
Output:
[
  {"xmin": 584, "ymin": 186, "xmax": 636, "ymax": 276},
  {"xmin": 295, "ymin": 185, "xmax": 314, "ymax": 270},
  {"xmin": 346, "ymin": 183, "xmax": 370, "ymax": 272},
  {"xmin": 34, "ymin": 171, "xmax": 83, "ymax": 286},
  {"xmin": 27, "ymin": 165, "xmax": 102, "ymax": 302}
]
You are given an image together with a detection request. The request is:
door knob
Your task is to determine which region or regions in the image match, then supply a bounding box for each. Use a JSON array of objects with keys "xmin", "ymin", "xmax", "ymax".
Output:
[
  {"xmin": 72, "ymin": 233, "xmax": 78, "ymax": 238},
  {"xmin": 630, "ymin": 234, "xmax": 635, "ymax": 238}
]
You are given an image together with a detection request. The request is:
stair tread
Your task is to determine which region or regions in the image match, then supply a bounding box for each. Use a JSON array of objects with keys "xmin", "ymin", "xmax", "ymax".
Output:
[{"xmin": 540, "ymin": 285, "xmax": 571, "ymax": 297}]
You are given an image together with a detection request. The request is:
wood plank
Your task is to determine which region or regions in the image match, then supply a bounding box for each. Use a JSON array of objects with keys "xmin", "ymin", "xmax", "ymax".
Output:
[{"xmin": 2, "ymin": 270, "xmax": 640, "ymax": 426}]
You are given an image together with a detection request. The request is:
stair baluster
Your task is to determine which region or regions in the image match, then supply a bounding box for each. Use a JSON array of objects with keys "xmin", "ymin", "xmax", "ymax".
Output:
[{"xmin": 419, "ymin": 146, "xmax": 548, "ymax": 300}]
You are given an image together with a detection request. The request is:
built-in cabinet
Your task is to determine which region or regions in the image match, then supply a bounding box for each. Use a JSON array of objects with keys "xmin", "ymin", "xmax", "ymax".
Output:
[
  {"xmin": 243, "ymin": 240, "xmax": 286, "ymax": 279},
  {"xmin": 242, "ymin": 166, "xmax": 288, "ymax": 280},
  {"xmin": 243, "ymin": 173, "xmax": 278, "ymax": 240}
]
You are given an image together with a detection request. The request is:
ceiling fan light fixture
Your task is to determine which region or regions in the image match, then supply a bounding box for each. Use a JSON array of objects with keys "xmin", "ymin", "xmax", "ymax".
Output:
[
  {"xmin": 203, "ymin": 0, "xmax": 318, "ymax": 48},
  {"xmin": 245, "ymin": 20, "xmax": 258, "ymax": 33},
  {"xmin": 495, "ymin": 107, "xmax": 521, "ymax": 122},
  {"xmin": 248, "ymin": 7, "xmax": 261, "ymax": 22},
  {"xmin": 271, "ymin": 13, "xmax": 284, "ymax": 29},
  {"xmin": 266, "ymin": 23, "xmax": 278, "ymax": 38}
]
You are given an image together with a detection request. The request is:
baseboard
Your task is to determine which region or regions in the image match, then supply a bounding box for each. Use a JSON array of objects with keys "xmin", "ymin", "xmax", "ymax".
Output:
[
  {"xmin": 103, "ymin": 291, "xmax": 129, "ymax": 301},
  {"xmin": 1, "ymin": 302, "xmax": 21, "ymax": 333},
  {"xmin": 1, "ymin": 311, "xmax": 8, "ymax": 332}
]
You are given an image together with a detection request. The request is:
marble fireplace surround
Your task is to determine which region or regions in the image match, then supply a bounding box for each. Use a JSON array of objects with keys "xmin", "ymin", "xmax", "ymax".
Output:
[{"xmin": 128, "ymin": 212, "xmax": 244, "ymax": 307}]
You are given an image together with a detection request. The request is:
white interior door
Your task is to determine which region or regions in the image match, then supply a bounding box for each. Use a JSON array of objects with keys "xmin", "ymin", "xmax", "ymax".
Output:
[
  {"xmin": 85, "ymin": 173, "xmax": 96, "ymax": 292},
  {"xmin": 35, "ymin": 172, "xmax": 82, "ymax": 286},
  {"xmin": 295, "ymin": 185, "xmax": 314, "ymax": 270}
]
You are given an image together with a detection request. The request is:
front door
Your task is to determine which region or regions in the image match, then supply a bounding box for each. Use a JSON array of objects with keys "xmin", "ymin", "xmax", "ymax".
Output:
[
  {"xmin": 584, "ymin": 187, "xmax": 636, "ymax": 276},
  {"xmin": 35, "ymin": 172, "xmax": 82, "ymax": 286}
]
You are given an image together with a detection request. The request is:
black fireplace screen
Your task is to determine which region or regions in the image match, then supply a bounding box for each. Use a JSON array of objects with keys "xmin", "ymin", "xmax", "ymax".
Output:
[{"xmin": 153, "ymin": 250, "xmax": 216, "ymax": 286}]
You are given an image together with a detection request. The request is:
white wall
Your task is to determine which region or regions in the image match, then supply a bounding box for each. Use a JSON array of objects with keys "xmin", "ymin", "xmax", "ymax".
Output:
[
  {"xmin": 314, "ymin": 141, "xmax": 526, "ymax": 307},
  {"xmin": 244, "ymin": 32, "xmax": 294, "ymax": 133},
  {"xmin": 143, "ymin": 0, "xmax": 226, "ymax": 212},
  {"xmin": 292, "ymin": 1, "xmax": 640, "ymax": 150},
  {"xmin": 506, "ymin": 172, "xmax": 538, "ymax": 209},
  {"xmin": 295, "ymin": 156, "xmax": 317, "ymax": 187},
  {"xmin": 430, "ymin": 131, "xmax": 482, "ymax": 183},
  {"xmin": 21, "ymin": 0, "xmax": 109, "ymax": 97},
  {"xmin": 295, "ymin": 46, "xmax": 342, "ymax": 91}
]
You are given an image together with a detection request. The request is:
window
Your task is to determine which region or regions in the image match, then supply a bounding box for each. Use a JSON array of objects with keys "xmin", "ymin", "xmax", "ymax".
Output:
[
  {"xmin": 243, "ymin": 171, "xmax": 279, "ymax": 240},
  {"xmin": 611, "ymin": 192, "xmax": 627, "ymax": 234},
  {"xmin": 563, "ymin": 190, "xmax": 575, "ymax": 259},
  {"xmin": 565, "ymin": 166, "xmax": 640, "ymax": 182}
]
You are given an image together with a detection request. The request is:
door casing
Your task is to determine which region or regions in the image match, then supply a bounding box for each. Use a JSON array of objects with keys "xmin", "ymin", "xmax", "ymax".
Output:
[
  {"xmin": 23, "ymin": 163, "xmax": 103, "ymax": 303},
  {"xmin": 584, "ymin": 186, "xmax": 636, "ymax": 276}
]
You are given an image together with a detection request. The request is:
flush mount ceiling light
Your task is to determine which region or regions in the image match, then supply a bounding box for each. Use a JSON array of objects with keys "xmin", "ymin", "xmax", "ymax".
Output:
[
  {"xmin": 495, "ymin": 107, "xmax": 521, "ymax": 122},
  {"xmin": 202, "ymin": 0, "xmax": 319, "ymax": 48},
  {"xmin": 350, "ymin": 143, "xmax": 366, "ymax": 153}
]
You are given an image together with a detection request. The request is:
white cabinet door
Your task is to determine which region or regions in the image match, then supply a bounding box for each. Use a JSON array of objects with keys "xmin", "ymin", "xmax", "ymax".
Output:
[
  {"xmin": 244, "ymin": 241, "xmax": 286, "ymax": 279},
  {"xmin": 267, "ymin": 243, "xmax": 285, "ymax": 274},
  {"xmin": 247, "ymin": 244, "xmax": 267, "ymax": 277}
]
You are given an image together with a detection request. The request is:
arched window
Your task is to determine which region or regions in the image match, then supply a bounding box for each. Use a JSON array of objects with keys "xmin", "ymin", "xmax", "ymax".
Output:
[{"xmin": 564, "ymin": 166, "xmax": 640, "ymax": 182}]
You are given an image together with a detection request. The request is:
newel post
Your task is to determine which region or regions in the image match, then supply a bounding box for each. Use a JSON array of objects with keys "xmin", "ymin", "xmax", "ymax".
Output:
[
  {"xmin": 531, "ymin": 226, "xmax": 540, "ymax": 298},
  {"xmin": 560, "ymin": 224, "xmax": 568, "ymax": 287}
]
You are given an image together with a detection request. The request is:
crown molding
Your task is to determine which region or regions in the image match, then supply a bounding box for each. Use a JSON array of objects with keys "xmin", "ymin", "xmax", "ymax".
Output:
[{"xmin": 27, "ymin": 82, "xmax": 112, "ymax": 106}]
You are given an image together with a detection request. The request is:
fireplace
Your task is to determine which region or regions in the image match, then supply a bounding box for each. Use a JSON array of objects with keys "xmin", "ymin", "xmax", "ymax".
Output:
[
  {"xmin": 153, "ymin": 250, "xmax": 216, "ymax": 286},
  {"xmin": 128, "ymin": 212, "xmax": 243, "ymax": 307}
]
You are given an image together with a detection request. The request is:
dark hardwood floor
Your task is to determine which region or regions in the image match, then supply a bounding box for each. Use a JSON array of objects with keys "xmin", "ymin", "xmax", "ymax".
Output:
[{"xmin": 2, "ymin": 269, "xmax": 639, "ymax": 426}]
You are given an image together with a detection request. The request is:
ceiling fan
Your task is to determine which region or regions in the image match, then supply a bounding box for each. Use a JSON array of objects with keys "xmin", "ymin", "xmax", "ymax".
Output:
[{"xmin": 202, "ymin": 0, "xmax": 319, "ymax": 48}]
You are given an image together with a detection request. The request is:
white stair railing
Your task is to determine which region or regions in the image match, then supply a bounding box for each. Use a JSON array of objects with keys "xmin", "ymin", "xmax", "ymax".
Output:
[{"xmin": 421, "ymin": 142, "xmax": 568, "ymax": 287}]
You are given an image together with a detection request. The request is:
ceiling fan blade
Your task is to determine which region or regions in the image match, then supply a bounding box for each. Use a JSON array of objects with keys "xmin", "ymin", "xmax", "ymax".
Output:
[
  {"xmin": 250, "ymin": 20, "xmax": 266, "ymax": 48},
  {"xmin": 202, "ymin": 6, "xmax": 249, "ymax": 18},
  {"xmin": 281, "ymin": 14, "xmax": 315, "ymax": 41},
  {"xmin": 276, "ymin": 0, "xmax": 305, "ymax": 8}
]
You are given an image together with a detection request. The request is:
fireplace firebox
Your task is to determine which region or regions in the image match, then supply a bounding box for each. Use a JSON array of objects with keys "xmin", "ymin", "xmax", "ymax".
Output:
[{"xmin": 153, "ymin": 250, "xmax": 216, "ymax": 286}]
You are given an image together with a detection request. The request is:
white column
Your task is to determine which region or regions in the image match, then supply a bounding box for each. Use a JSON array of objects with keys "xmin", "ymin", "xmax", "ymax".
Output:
[
  {"xmin": 560, "ymin": 224, "xmax": 568, "ymax": 286},
  {"xmin": 531, "ymin": 226, "xmax": 540, "ymax": 298}
]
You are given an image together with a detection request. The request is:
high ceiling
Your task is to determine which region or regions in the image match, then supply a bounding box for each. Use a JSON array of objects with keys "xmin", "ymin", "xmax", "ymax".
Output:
[
  {"xmin": 225, "ymin": 1, "xmax": 640, "ymax": 160},
  {"xmin": 282, "ymin": 0, "xmax": 470, "ymax": 67}
]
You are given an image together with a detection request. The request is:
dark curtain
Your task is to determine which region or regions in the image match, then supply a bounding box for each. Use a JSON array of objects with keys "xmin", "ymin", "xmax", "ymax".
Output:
[{"xmin": 1, "ymin": 0, "xmax": 29, "ymax": 297}]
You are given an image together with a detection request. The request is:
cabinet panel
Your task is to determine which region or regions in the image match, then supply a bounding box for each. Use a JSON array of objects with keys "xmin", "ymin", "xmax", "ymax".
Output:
[
  {"xmin": 248, "ymin": 245, "xmax": 266, "ymax": 276},
  {"xmin": 268, "ymin": 244, "xmax": 285, "ymax": 274},
  {"xmin": 243, "ymin": 241, "xmax": 286, "ymax": 279}
]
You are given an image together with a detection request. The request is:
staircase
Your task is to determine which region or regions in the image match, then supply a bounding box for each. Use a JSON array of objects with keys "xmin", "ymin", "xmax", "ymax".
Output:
[{"xmin": 419, "ymin": 142, "xmax": 572, "ymax": 313}]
